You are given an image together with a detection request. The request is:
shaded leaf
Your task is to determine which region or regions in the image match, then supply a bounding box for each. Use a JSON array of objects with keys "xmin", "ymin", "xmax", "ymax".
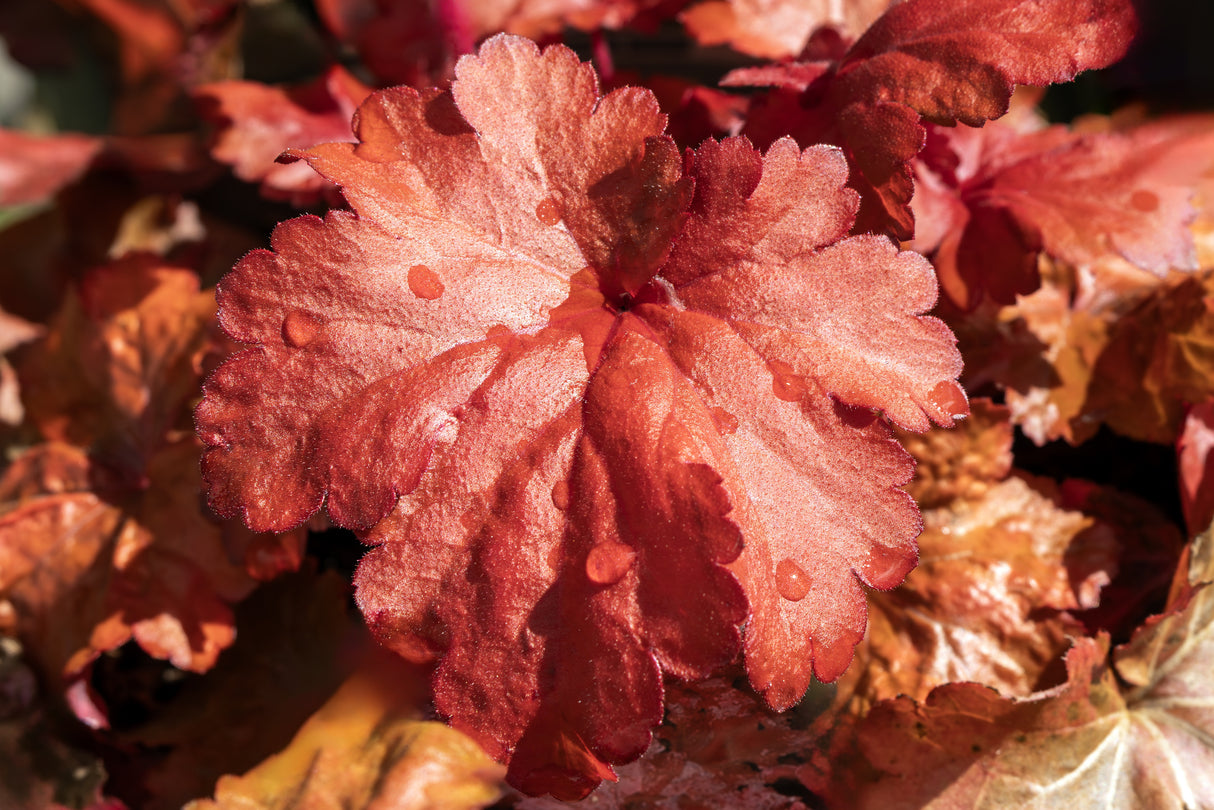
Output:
[
  {"xmin": 103, "ymin": 569, "xmax": 372, "ymax": 810},
  {"xmin": 0, "ymin": 129, "xmax": 101, "ymax": 207},
  {"xmin": 1179, "ymin": 401, "xmax": 1214, "ymax": 538},
  {"xmin": 186, "ymin": 654, "xmax": 505, "ymax": 810},
  {"xmin": 516, "ymin": 673, "xmax": 825, "ymax": 809},
  {"xmin": 195, "ymin": 67, "xmax": 373, "ymax": 206}
]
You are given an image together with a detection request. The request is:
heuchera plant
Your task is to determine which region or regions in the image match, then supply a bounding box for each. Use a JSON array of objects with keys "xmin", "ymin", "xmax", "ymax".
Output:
[
  {"xmin": 3, "ymin": 0, "xmax": 1214, "ymax": 806},
  {"xmin": 195, "ymin": 32, "xmax": 967, "ymax": 795}
]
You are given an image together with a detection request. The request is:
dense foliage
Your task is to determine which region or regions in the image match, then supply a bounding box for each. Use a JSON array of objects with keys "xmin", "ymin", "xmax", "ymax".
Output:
[{"xmin": 0, "ymin": 0, "xmax": 1212, "ymax": 807}]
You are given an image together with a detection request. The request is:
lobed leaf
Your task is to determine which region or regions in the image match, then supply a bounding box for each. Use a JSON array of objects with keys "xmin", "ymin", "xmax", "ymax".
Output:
[
  {"xmin": 829, "ymin": 527, "xmax": 1214, "ymax": 810},
  {"xmin": 196, "ymin": 34, "xmax": 965, "ymax": 796},
  {"xmin": 734, "ymin": 0, "xmax": 1137, "ymax": 238}
]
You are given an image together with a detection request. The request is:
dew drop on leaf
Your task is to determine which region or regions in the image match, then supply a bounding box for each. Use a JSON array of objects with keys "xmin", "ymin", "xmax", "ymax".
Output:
[
  {"xmin": 775, "ymin": 558, "xmax": 811, "ymax": 601},
  {"xmin": 710, "ymin": 405, "xmax": 739, "ymax": 435},
  {"xmin": 585, "ymin": 542, "xmax": 636, "ymax": 586},
  {"xmin": 407, "ymin": 264, "xmax": 445, "ymax": 300},
  {"xmin": 551, "ymin": 479, "xmax": 570, "ymax": 511},
  {"xmin": 1130, "ymin": 189, "xmax": 1159, "ymax": 212},
  {"xmin": 535, "ymin": 196, "xmax": 563, "ymax": 226},
  {"xmin": 767, "ymin": 359, "xmax": 807, "ymax": 402},
  {"xmin": 929, "ymin": 380, "xmax": 969, "ymax": 420},
  {"xmin": 282, "ymin": 310, "xmax": 322, "ymax": 347}
]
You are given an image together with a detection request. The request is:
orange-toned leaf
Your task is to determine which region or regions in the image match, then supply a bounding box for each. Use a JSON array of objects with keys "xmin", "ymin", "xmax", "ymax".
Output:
[
  {"xmin": 196, "ymin": 35, "xmax": 964, "ymax": 796},
  {"xmin": 842, "ymin": 474, "xmax": 1116, "ymax": 712},
  {"xmin": 830, "ymin": 526, "xmax": 1214, "ymax": 809},
  {"xmin": 0, "ymin": 129, "xmax": 101, "ymax": 207},
  {"xmin": 681, "ymin": 0, "xmax": 893, "ymax": 59},
  {"xmin": 895, "ymin": 397, "xmax": 1013, "ymax": 509}
]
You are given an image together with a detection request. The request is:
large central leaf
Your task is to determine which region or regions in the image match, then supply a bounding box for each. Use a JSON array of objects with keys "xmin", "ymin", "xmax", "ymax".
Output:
[{"xmin": 195, "ymin": 34, "xmax": 965, "ymax": 797}]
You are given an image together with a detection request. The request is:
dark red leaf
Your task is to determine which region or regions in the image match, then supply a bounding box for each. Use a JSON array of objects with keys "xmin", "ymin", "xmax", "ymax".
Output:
[{"xmin": 733, "ymin": 0, "xmax": 1136, "ymax": 238}]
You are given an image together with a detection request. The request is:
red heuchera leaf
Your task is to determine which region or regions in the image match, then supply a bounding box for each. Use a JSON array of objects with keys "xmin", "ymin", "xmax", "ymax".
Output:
[
  {"xmin": 195, "ymin": 67, "xmax": 373, "ymax": 206},
  {"xmin": 912, "ymin": 120, "xmax": 1200, "ymax": 310},
  {"xmin": 0, "ymin": 128, "xmax": 101, "ymax": 207},
  {"xmin": 681, "ymin": 0, "xmax": 893, "ymax": 59},
  {"xmin": 731, "ymin": 0, "xmax": 1136, "ymax": 238},
  {"xmin": 196, "ymin": 35, "xmax": 965, "ymax": 797}
]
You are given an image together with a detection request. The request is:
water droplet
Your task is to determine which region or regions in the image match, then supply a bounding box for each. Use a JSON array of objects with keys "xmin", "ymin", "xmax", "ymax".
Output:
[
  {"xmin": 929, "ymin": 380, "xmax": 968, "ymax": 420},
  {"xmin": 551, "ymin": 480, "xmax": 570, "ymax": 511},
  {"xmin": 536, "ymin": 196, "xmax": 563, "ymax": 226},
  {"xmin": 547, "ymin": 543, "xmax": 564, "ymax": 571},
  {"xmin": 767, "ymin": 359, "xmax": 806, "ymax": 402},
  {"xmin": 408, "ymin": 264, "xmax": 444, "ymax": 300},
  {"xmin": 775, "ymin": 558, "xmax": 810, "ymax": 601},
  {"xmin": 585, "ymin": 542, "xmax": 635, "ymax": 586},
  {"xmin": 1130, "ymin": 189, "xmax": 1159, "ymax": 212},
  {"xmin": 485, "ymin": 324, "xmax": 512, "ymax": 342},
  {"xmin": 710, "ymin": 406, "xmax": 738, "ymax": 435},
  {"xmin": 282, "ymin": 311, "xmax": 322, "ymax": 347}
]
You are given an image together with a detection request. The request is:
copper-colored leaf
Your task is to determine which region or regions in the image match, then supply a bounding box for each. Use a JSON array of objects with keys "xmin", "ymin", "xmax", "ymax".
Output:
[
  {"xmin": 841, "ymin": 474, "xmax": 1116, "ymax": 712},
  {"xmin": 832, "ymin": 526, "xmax": 1214, "ymax": 809},
  {"xmin": 0, "ymin": 261, "xmax": 297, "ymax": 702},
  {"xmin": 895, "ymin": 397, "xmax": 1013, "ymax": 509},
  {"xmin": 1086, "ymin": 270, "xmax": 1214, "ymax": 443},
  {"xmin": 196, "ymin": 35, "xmax": 964, "ymax": 795},
  {"xmin": 0, "ymin": 441, "xmax": 255, "ymax": 690}
]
